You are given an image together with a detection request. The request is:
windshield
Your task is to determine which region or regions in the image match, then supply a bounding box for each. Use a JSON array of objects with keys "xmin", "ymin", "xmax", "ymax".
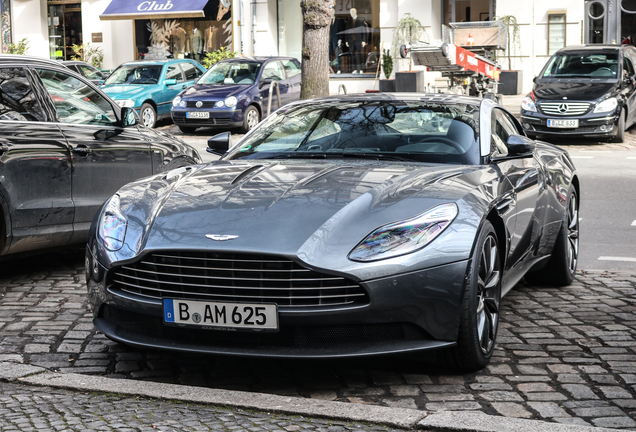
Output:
[
  {"xmin": 199, "ymin": 61, "xmax": 261, "ymax": 85},
  {"xmin": 224, "ymin": 101, "xmax": 480, "ymax": 165},
  {"xmin": 103, "ymin": 65, "xmax": 163, "ymax": 85},
  {"xmin": 542, "ymin": 51, "xmax": 619, "ymax": 78}
]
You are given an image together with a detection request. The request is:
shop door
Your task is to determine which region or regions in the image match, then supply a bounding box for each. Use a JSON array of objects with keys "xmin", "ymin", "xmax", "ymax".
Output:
[
  {"xmin": 47, "ymin": 3, "xmax": 83, "ymax": 61},
  {"xmin": 621, "ymin": 0, "xmax": 636, "ymax": 44}
]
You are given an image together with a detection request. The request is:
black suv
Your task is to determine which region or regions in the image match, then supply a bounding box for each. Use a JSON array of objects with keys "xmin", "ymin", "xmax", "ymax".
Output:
[
  {"xmin": 520, "ymin": 44, "xmax": 636, "ymax": 143},
  {"xmin": 0, "ymin": 54, "xmax": 201, "ymax": 256}
]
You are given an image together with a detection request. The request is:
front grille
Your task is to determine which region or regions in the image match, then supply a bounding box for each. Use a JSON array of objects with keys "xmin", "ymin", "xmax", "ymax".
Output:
[
  {"xmin": 173, "ymin": 117, "xmax": 231, "ymax": 125},
  {"xmin": 539, "ymin": 102, "xmax": 591, "ymax": 116},
  {"xmin": 531, "ymin": 124, "xmax": 598, "ymax": 133},
  {"xmin": 103, "ymin": 305, "xmax": 426, "ymax": 349},
  {"xmin": 185, "ymin": 101, "xmax": 218, "ymax": 108},
  {"xmin": 111, "ymin": 251, "xmax": 369, "ymax": 308}
]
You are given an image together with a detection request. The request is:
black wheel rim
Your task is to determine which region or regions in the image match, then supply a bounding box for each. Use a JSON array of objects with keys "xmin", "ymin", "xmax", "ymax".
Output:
[
  {"xmin": 566, "ymin": 193, "xmax": 579, "ymax": 275},
  {"xmin": 476, "ymin": 234, "xmax": 500, "ymax": 355}
]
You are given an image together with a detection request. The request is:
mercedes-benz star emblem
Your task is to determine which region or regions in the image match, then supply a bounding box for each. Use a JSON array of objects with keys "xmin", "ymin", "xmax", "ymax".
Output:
[
  {"xmin": 206, "ymin": 234, "xmax": 239, "ymax": 241},
  {"xmin": 196, "ymin": 101, "xmax": 203, "ymax": 108},
  {"xmin": 558, "ymin": 103, "xmax": 568, "ymax": 113}
]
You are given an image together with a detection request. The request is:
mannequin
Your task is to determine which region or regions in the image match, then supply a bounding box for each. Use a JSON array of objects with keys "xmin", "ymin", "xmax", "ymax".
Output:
[
  {"xmin": 345, "ymin": 8, "xmax": 368, "ymax": 73},
  {"xmin": 329, "ymin": 9, "xmax": 344, "ymax": 73}
]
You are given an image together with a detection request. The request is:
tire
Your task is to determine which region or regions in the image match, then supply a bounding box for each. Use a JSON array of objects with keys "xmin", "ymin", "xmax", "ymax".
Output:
[
  {"xmin": 525, "ymin": 188, "xmax": 579, "ymax": 287},
  {"xmin": 612, "ymin": 110, "xmax": 625, "ymax": 143},
  {"xmin": 444, "ymin": 220, "xmax": 502, "ymax": 372},
  {"xmin": 140, "ymin": 103, "xmax": 157, "ymax": 128},
  {"xmin": 241, "ymin": 105, "xmax": 260, "ymax": 133},
  {"xmin": 178, "ymin": 126, "xmax": 197, "ymax": 133}
]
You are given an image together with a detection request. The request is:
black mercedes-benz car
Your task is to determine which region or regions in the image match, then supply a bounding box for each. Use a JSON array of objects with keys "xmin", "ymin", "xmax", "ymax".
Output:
[
  {"xmin": 521, "ymin": 44, "xmax": 636, "ymax": 143},
  {"xmin": 86, "ymin": 94, "xmax": 579, "ymax": 371},
  {"xmin": 0, "ymin": 54, "xmax": 201, "ymax": 257}
]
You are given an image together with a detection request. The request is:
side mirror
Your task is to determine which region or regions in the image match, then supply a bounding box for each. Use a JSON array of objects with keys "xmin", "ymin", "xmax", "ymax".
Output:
[
  {"xmin": 260, "ymin": 78, "xmax": 273, "ymax": 88},
  {"xmin": 533, "ymin": 76, "xmax": 537, "ymax": 83},
  {"xmin": 506, "ymin": 134, "xmax": 534, "ymax": 155},
  {"xmin": 164, "ymin": 79, "xmax": 177, "ymax": 86},
  {"xmin": 207, "ymin": 132, "xmax": 231, "ymax": 155},
  {"xmin": 121, "ymin": 107, "xmax": 139, "ymax": 127}
]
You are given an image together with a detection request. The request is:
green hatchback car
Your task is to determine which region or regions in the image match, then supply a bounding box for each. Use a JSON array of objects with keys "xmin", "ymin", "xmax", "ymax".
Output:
[{"xmin": 101, "ymin": 59, "xmax": 206, "ymax": 128}]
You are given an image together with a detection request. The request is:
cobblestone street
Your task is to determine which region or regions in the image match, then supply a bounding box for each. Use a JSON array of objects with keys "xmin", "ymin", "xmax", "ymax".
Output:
[{"xmin": 2, "ymin": 249, "xmax": 636, "ymax": 429}]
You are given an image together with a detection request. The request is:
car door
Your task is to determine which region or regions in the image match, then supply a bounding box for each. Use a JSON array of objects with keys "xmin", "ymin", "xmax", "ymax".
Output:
[
  {"xmin": 280, "ymin": 59, "xmax": 302, "ymax": 104},
  {"xmin": 259, "ymin": 61, "xmax": 287, "ymax": 113},
  {"xmin": 621, "ymin": 52, "xmax": 636, "ymax": 127},
  {"xmin": 491, "ymin": 108, "xmax": 542, "ymax": 270},
  {"xmin": 0, "ymin": 66, "xmax": 73, "ymax": 254},
  {"xmin": 179, "ymin": 61, "xmax": 203, "ymax": 88},
  {"xmin": 158, "ymin": 63, "xmax": 186, "ymax": 117},
  {"xmin": 32, "ymin": 66, "xmax": 152, "ymax": 242}
]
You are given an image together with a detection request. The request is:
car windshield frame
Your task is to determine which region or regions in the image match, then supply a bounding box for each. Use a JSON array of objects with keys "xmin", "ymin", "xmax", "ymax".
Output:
[
  {"xmin": 198, "ymin": 61, "xmax": 262, "ymax": 86},
  {"xmin": 540, "ymin": 50, "xmax": 620, "ymax": 79},
  {"xmin": 103, "ymin": 64, "xmax": 163, "ymax": 85},
  {"xmin": 223, "ymin": 100, "xmax": 481, "ymax": 165}
]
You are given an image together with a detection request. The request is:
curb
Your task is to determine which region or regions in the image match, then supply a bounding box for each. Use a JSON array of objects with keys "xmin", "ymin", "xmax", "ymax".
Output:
[{"xmin": 0, "ymin": 361, "xmax": 622, "ymax": 432}]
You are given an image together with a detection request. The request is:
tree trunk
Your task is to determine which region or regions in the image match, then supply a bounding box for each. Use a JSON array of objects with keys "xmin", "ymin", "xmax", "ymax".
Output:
[{"xmin": 300, "ymin": 0, "xmax": 334, "ymax": 100}]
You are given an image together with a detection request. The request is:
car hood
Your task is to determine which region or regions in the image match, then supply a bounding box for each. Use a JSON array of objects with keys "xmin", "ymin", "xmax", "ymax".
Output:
[
  {"xmin": 533, "ymin": 79, "xmax": 617, "ymax": 101},
  {"xmin": 101, "ymin": 84, "xmax": 150, "ymax": 100},
  {"xmin": 181, "ymin": 84, "xmax": 248, "ymax": 100},
  {"xmin": 109, "ymin": 160, "xmax": 491, "ymax": 278}
]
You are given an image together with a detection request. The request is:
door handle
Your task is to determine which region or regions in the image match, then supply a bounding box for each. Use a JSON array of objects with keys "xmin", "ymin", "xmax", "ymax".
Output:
[
  {"xmin": 73, "ymin": 146, "xmax": 91, "ymax": 156},
  {"xmin": 182, "ymin": 85, "xmax": 187, "ymax": 89},
  {"xmin": 0, "ymin": 144, "xmax": 8, "ymax": 155}
]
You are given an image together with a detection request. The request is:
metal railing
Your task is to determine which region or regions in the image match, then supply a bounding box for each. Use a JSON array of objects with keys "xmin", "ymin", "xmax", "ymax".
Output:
[{"xmin": 266, "ymin": 81, "xmax": 282, "ymax": 117}]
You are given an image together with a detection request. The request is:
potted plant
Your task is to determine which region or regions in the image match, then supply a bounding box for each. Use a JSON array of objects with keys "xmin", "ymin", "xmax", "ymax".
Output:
[
  {"xmin": 497, "ymin": 15, "xmax": 523, "ymax": 95},
  {"xmin": 379, "ymin": 48, "xmax": 395, "ymax": 92},
  {"xmin": 391, "ymin": 14, "xmax": 427, "ymax": 92}
]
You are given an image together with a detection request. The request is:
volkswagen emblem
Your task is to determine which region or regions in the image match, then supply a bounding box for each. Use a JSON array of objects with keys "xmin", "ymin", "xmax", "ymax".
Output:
[
  {"xmin": 195, "ymin": 101, "xmax": 203, "ymax": 108},
  {"xmin": 558, "ymin": 103, "xmax": 568, "ymax": 113},
  {"xmin": 206, "ymin": 234, "xmax": 239, "ymax": 241}
]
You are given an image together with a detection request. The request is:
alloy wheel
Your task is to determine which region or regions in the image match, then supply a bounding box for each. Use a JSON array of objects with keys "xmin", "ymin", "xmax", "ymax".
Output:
[
  {"xmin": 566, "ymin": 194, "xmax": 579, "ymax": 274},
  {"xmin": 476, "ymin": 234, "xmax": 500, "ymax": 355},
  {"xmin": 142, "ymin": 108, "xmax": 155, "ymax": 127},
  {"xmin": 246, "ymin": 109, "xmax": 259, "ymax": 130}
]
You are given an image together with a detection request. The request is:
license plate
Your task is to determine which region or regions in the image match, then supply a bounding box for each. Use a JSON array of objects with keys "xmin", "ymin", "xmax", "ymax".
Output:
[
  {"xmin": 186, "ymin": 111, "xmax": 209, "ymax": 118},
  {"xmin": 547, "ymin": 119, "xmax": 579, "ymax": 128},
  {"xmin": 163, "ymin": 299, "xmax": 278, "ymax": 330}
]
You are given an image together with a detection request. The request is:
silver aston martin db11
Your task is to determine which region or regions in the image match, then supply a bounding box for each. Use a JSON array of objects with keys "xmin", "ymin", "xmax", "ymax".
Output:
[{"xmin": 86, "ymin": 94, "xmax": 579, "ymax": 371}]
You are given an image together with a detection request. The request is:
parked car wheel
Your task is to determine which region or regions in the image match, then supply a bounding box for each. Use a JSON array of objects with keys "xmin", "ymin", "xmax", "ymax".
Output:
[
  {"xmin": 444, "ymin": 220, "xmax": 501, "ymax": 371},
  {"xmin": 242, "ymin": 105, "xmax": 260, "ymax": 133},
  {"xmin": 140, "ymin": 103, "xmax": 157, "ymax": 128},
  {"xmin": 525, "ymin": 188, "xmax": 579, "ymax": 287},
  {"xmin": 178, "ymin": 126, "xmax": 197, "ymax": 134},
  {"xmin": 612, "ymin": 110, "xmax": 625, "ymax": 143}
]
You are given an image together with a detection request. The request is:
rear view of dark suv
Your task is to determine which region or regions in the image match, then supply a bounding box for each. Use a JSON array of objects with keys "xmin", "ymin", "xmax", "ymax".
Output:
[{"xmin": 520, "ymin": 44, "xmax": 636, "ymax": 143}]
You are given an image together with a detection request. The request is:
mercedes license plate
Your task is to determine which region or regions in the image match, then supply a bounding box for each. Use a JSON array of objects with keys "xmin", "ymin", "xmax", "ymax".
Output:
[
  {"xmin": 186, "ymin": 111, "xmax": 209, "ymax": 118},
  {"xmin": 547, "ymin": 119, "xmax": 578, "ymax": 128},
  {"xmin": 163, "ymin": 299, "xmax": 278, "ymax": 330}
]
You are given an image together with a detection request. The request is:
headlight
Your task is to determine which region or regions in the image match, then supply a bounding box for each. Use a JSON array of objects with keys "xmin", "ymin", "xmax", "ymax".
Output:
[
  {"xmin": 225, "ymin": 96, "xmax": 238, "ymax": 108},
  {"xmin": 172, "ymin": 96, "xmax": 181, "ymax": 107},
  {"xmin": 521, "ymin": 96, "xmax": 537, "ymax": 112},
  {"xmin": 98, "ymin": 195, "xmax": 127, "ymax": 251},
  {"xmin": 594, "ymin": 97, "xmax": 618, "ymax": 113},
  {"xmin": 115, "ymin": 99, "xmax": 135, "ymax": 108},
  {"xmin": 348, "ymin": 203, "xmax": 458, "ymax": 262}
]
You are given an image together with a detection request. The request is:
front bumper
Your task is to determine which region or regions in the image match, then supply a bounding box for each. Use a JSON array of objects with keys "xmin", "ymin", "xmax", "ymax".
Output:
[
  {"xmin": 86, "ymin": 247, "xmax": 468, "ymax": 358},
  {"xmin": 520, "ymin": 106, "xmax": 620, "ymax": 138},
  {"xmin": 171, "ymin": 107, "xmax": 244, "ymax": 128}
]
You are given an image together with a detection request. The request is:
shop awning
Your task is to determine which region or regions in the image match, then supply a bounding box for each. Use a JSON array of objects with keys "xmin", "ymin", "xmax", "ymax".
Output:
[{"xmin": 100, "ymin": 0, "xmax": 210, "ymax": 20}]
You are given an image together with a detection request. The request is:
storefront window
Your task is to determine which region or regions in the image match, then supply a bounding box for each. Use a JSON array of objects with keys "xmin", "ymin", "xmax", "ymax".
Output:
[
  {"xmin": 134, "ymin": 3, "xmax": 231, "ymax": 63},
  {"xmin": 444, "ymin": 0, "xmax": 493, "ymax": 24},
  {"xmin": 277, "ymin": 0, "xmax": 380, "ymax": 75}
]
